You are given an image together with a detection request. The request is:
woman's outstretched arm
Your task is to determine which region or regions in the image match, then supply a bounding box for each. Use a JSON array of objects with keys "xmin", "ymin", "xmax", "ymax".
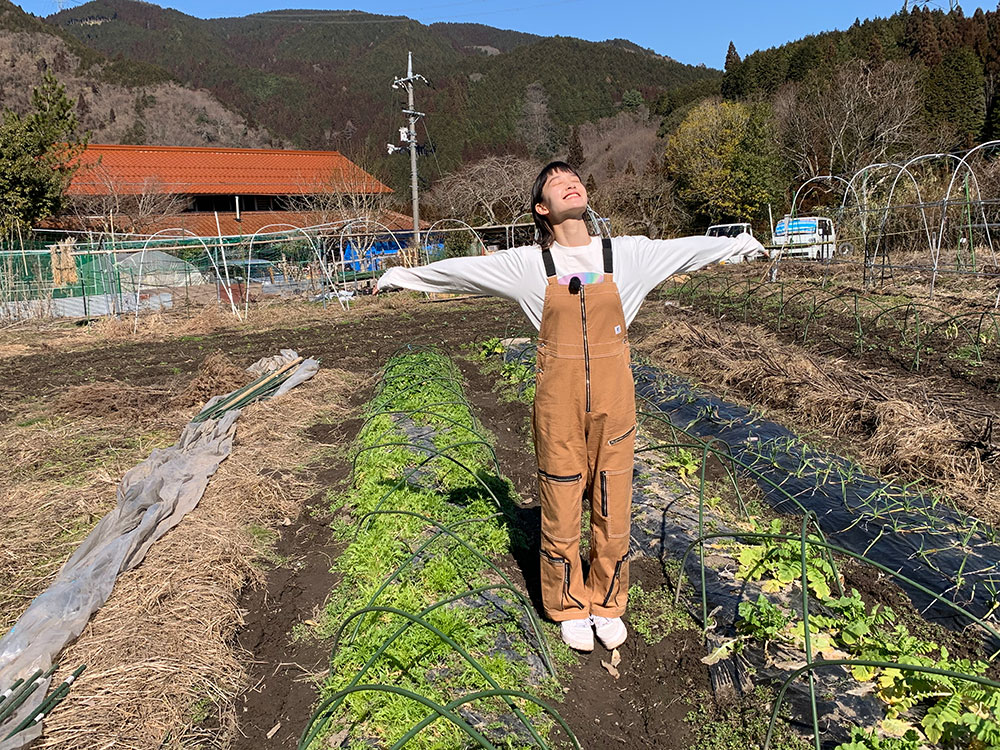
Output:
[
  {"xmin": 631, "ymin": 233, "xmax": 764, "ymax": 290},
  {"xmin": 376, "ymin": 247, "xmax": 530, "ymax": 300}
]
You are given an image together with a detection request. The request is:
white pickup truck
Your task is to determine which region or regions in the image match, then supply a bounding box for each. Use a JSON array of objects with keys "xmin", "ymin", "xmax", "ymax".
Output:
[
  {"xmin": 706, "ymin": 223, "xmax": 763, "ymax": 263},
  {"xmin": 771, "ymin": 216, "xmax": 836, "ymax": 259}
]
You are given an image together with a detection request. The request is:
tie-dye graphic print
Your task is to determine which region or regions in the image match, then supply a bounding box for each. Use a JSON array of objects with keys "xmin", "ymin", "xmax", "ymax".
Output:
[{"xmin": 557, "ymin": 272, "xmax": 604, "ymax": 286}]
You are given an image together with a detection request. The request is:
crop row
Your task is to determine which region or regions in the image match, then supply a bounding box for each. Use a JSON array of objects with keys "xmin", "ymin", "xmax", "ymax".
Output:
[
  {"xmin": 299, "ymin": 347, "xmax": 576, "ymax": 749},
  {"xmin": 661, "ymin": 275, "xmax": 1000, "ymax": 386}
]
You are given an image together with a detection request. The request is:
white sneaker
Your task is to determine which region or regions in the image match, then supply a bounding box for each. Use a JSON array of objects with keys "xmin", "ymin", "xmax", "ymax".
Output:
[
  {"xmin": 560, "ymin": 618, "xmax": 595, "ymax": 651},
  {"xmin": 592, "ymin": 615, "xmax": 628, "ymax": 649}
]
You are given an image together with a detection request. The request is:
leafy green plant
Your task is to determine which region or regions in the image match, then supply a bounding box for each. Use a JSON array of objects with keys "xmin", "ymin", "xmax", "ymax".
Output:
[
  {"xmin": 661, "ymin": 447, "xmax": 701, "ymax": 481},
  {"xmin": 836, "ymin": 726, "xmax": 922, "ymax": 750},
  {"xmin": 306, "ymin": 350, "xmax": 564, "ymax": 749},
  {"xmin": 499, "ymin": 360, "xmax": 535, "ymax": 402},
  {"xmin": 735, "ymin": 520, "xmax": 838, "ymax": 599},
  {"xmin": 685, "ymin": 686, "xmax": 811, "ymax": 750},
  {"xmin": 476, "ymin": 337, "xmax": 505, "ymax": 361},
  {"xmin": 737, "ymin": 595, "xmax": 789, "ymax": 642}
]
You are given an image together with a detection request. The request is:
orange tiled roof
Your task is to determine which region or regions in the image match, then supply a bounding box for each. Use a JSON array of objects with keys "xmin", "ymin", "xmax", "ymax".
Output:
[{"xmin": 68, "ymin": 144, "xmax": 393, "ymax": 197}]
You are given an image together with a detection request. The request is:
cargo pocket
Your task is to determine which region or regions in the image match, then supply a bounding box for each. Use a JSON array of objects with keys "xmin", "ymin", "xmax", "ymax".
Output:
[
  {"xmin": 601, "ymin": 551, "xmax": 630, "ymax": 609},
  {"xmin": 608, "ymin": 424, "xmax": 636, "ymax": 446},
  {"xmin": 540, "ymin": 550, "xmax": 582, "ymax": 614},
  {"xmin": 597, "ymin": 467, "xmax": 633, "ymax": 539},
  {"xmin": 538, "ymin": 469, "xmax": 583, "ymax": 543},
  {"xmin": 538, "ymin": 469, "xmax": 583, "ymax": 483}
]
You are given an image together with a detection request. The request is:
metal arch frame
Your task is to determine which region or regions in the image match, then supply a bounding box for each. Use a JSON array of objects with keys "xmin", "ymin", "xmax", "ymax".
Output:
[
  {"xmin": 246, "ymin": 223, "xmax": 337, "ymax": 314},
  {"xmin": 790, "ymin": 175, "xmax": 861, "ymax": 222},
  {"xmin": 507, "ymin": 212, "xmax": 533, "ymax": 248},
  {"xmin": 876, "ymin": 153, "xmax": 982, "ymax": 292},
  {"xmin": 337, "ymin": 218, "xmax": 408, "ymax": 277},
  {"xmin": 939, "ymin": 139, "xmax": 1000, "ymax": 269},
  {"xmin": 771, "ymin": 176, "xmax": 860, "ymax": 275},
  {"xmin": 133, "ymin": 228, "xmax": 223, "ymax": 333},
  {"xmin": 422, "ymin": 219, "xmax": 490, "ymax": 262},
  {"xmin": 852, "ymin": 162, "xmax": 934, "ymax": 266},
  {"xmin": 586, "ymin": 206, "xmax": 612, "ymax": 239}
]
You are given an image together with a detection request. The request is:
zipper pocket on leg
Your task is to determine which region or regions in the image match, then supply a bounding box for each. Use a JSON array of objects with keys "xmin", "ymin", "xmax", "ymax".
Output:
[
  {"xmin": 538, "ymin": 469, "xmax": 582, "ymax": 483},
  {"xmin": 601, "ymin": 552, "xmax": 629, "ymax": 607},
  {"xmin": 542, "ymin": 550, "xmax": 585, "ymax": 609},
  {"xmin": 608, "ymin": 424, "xmax": 636, "ymax": 446},
  {"xmin": 600, "ymin": 471, "xmax": 608, "ymax": 517}
]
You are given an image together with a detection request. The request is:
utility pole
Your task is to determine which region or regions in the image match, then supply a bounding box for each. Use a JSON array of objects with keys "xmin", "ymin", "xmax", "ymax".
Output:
[{"xmin": 388, "ymin": 52, "xmax": 429, "ymax": 263}]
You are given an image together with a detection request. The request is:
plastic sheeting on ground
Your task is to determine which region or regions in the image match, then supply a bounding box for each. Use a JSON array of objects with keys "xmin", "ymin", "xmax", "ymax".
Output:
[
  {"xmin": 632, "ymin": 364, "xmax": 1000, "ymax": 638},
  {"xmin": 0, "ymin": 352, "xmax": 318, "ymax": 749}
]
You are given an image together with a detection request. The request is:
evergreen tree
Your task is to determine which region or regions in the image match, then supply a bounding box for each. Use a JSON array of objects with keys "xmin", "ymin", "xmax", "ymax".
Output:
[
  {"xmin": 924, "ymin": 46, "xmax": 986, "ymax": 145},
  {"xmin": 622, "ymin": 89, "xmax": 645, "ymax": 110},
  {"xmin": 725, "ymin": 41, "xmax": 741, "ymax": 70},
  {"xmin": 585, "ymin": 173, "xmax": 597, "ymax": 195},
  {"xmin": 868, "ymin": 34, "xmax": 886, "ymax": 65},
  {"xmin": 605, "ymin": 156, "xmax": 616, "ymax": 178},
  {"xmin": 914, "ymin": 8, "xmax": 943, "ymax": 65},
  {"xmin": 0, "ymin": 72, "xmax": 87, "ymax": 233},
  {"xmin": 721, "ymin": 41, "xmax": 746, "ymax": 99},
  {"xmin": 624, "ymin": 160, "xmax": 636, "ymax": 175}
]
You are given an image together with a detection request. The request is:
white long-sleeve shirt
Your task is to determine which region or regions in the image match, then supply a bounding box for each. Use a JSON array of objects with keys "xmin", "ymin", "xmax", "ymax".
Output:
[{"xmin": 377, "ymin": 233, "xmax": 763, "ymax": 330}]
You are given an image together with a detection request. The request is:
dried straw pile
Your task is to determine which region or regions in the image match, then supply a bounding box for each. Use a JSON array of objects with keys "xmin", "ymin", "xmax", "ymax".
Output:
[
  {"xmin": 35, "ymin": 367, "xmax": 358, "ymax": 749},
  {"xmin": 169, "ymin": 352, "xmax": 255, "ymax": 411},
  {"xmin": 0, "ymin": 422, "xmax": 173, "ymax": 634},
  {"xmin": 642, "ymin": 317, "xmax": 998, "ymax": 523},
  {"xmin": 50, "ymin": 240, "xmax": 78, "ymax": 288},
  {"xmin": 53, "ymin": 352, "xmax": 252, "ymax": 424}
]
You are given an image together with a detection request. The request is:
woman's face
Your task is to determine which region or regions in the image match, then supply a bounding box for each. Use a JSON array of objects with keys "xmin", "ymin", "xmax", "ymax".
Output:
[{"xmin": 536, "ymin": 169, "xmax": 588, "ymax": 221}]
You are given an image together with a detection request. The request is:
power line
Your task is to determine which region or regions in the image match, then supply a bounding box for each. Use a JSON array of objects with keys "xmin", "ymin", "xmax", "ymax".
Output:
[
  {"xmin": 249, "ymin": 0, "xmax": 499, "ymax": 19},
  {"xmin": 246, "ymin": 0, "xmax": 582, "ymax": 25}
]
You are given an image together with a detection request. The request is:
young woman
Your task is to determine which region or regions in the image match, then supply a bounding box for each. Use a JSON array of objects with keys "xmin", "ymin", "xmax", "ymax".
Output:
[{"xmin": 377, "ymin": 161, "xmax": 764, "ymax": 652}]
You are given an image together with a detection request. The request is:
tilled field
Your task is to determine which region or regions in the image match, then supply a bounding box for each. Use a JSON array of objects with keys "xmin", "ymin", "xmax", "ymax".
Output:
[{"xmin": 1, "ymin": 288, "xmax": 997, "ymax": 750}]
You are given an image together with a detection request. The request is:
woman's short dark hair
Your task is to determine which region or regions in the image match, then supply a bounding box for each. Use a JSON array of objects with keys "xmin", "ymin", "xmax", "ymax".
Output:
[{"xmin": 530, "ymin": 161, "xmax": 583, "ymax": 250}]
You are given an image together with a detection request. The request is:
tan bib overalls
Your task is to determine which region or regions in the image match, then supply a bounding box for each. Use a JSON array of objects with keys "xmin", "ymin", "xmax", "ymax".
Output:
[{"xmin": 533, "ymin": 239, "xmax": 636, "ymax": 622}]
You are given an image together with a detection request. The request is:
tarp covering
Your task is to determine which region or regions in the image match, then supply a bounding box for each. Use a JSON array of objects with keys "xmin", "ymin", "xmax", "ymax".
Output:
[{"xmin": 0, "ymin": 352, "xmax": 318, "ymax": 748}]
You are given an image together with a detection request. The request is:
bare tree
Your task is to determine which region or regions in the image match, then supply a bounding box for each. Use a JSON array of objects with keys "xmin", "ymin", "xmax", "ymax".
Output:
[
  {"xmin": 68, "ymin": 165, "xmax": 186, "ymax": 234},
  {"xmin": 591, "ymin": 167, "xmax": 690, "ymax": 238},
  {"xmin": 427, "ymin": 155, "xmax": 539, "ymax": 225},
  {"xmin": 284, "ymin": 145, "xmax": 392, "ymax": 227},
  {"xmin": 773, "ymin": 60, "xmax": 923, "ymax": 181}
]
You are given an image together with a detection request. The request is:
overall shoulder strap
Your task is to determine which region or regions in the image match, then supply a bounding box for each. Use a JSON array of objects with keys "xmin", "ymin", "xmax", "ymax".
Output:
[
  {"xmin": 541, "ymin": 247, "xmax": 557, "ymax": 278},
  {"xmin": 602, "ymin": 237, "xmax": 613, "ymax": 274}
]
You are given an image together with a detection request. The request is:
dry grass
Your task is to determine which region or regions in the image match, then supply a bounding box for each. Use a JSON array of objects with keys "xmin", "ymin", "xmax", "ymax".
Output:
[
  {"xmin": 1, "ymin": 312, "xmax": 360, "ymax": 750},
  {"xmin": 0, "ymin": 419, "xmax": 177, "ymax": 633},
  {"xmin": 26, "ymin": 367, "xmax": 359, "ymax": 749},
  {"xmin": 639, "ymin": 315, "xmax": 1000, "ymax": 525},
  {"xmin": 52, "ymin": 351, "xmax": 252, "ymax": 425}
]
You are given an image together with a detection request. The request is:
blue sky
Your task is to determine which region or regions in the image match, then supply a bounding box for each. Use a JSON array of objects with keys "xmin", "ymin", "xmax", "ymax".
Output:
[{"xmin": 20, "ymin": 0, "xmax": 992, "ymax": 68}]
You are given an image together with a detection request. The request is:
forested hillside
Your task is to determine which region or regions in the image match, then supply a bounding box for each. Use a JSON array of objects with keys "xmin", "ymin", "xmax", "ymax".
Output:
[
  {"xmin": 723, "ymin": 7, "xmax": 1000, "ymax": 155},
  {"xmin": 0, "ymin": 0, "xmax": 275, "ymax": 148},
  {"xmin": 48, "ymin": 0, "xmax": 717, "ymax": 187}
]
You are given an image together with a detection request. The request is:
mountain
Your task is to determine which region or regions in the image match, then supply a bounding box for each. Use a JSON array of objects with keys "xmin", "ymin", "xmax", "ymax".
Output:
[
  {"xmin": 0, "ymin": 0, "xmax": 275, "ymax": 148},
  {"xmin": 47, "ymin": 0, "xmax": 719, "ymax": 187}
]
